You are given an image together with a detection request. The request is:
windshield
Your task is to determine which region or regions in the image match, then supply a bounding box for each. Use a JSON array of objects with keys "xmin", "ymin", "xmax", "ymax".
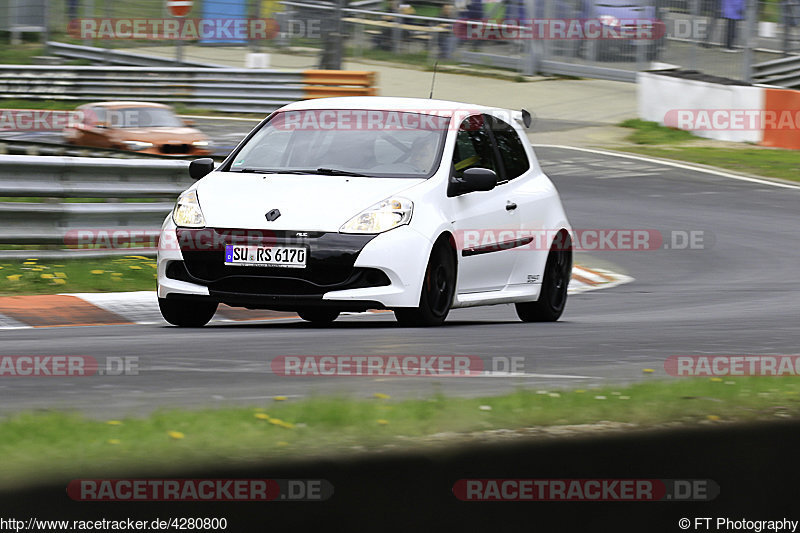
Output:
[
  {"xmin": 109, "ymin": 107, "xmax": 184, "ymax": 128},
  {"xmin": 228, "ymin": 109, "xmax": 451, "ymax": 178}
]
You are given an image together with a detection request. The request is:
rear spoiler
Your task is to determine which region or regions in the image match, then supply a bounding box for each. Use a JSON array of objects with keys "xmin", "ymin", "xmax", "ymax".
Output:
[{"xmin": 512, "ymin": 109, "xmax": 533, "ymax": 128}]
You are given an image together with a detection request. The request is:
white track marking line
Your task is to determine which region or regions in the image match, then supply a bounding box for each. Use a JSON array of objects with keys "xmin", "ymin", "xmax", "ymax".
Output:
[{"xmin": 532, "ymin": 144, "xmax": 800, "ymax": 190}]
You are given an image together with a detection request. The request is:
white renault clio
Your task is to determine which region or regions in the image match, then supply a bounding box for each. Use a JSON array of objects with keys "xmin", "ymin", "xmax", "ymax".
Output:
[{"xmin": 157, "ymin": 97, "xmax": 572, "ymax": 327}]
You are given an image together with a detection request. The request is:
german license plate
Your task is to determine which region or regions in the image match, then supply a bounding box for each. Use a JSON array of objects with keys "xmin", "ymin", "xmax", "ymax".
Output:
[{"xmin": 224, "ymin": 245, "xmax": 306, "ymax": 268}]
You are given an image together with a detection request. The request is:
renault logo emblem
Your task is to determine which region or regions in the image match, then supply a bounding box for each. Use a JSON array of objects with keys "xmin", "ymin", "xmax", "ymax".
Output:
[{"xmin": 265, "ymin": 209, "xmax": 281, "ymax": 221}]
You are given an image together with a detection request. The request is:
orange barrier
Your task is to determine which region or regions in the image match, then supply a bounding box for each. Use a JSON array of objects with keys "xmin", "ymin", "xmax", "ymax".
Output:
[
  {"xmin": 302, "ymin": 70, "xmax": 378, "ymax": 99},
  {"xmin": 760, "ymin": 88, "xmax": 800, "ymax": 150},
  {"xmin": 303, "ymin": 70, "xmax": 376, "ymax": 86}
]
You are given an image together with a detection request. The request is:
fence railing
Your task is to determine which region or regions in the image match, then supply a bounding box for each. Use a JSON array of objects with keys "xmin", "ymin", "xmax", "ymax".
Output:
[
  {"xmin": 752, "ymin": 54, "xmax": 800, "ymax": 87},
  {"xmin": 46, "ymin": 41, "xmax": 230, "ymax": 68},
  {"xmin": 0, "ymin": 155, "xmax": 193, "ymax": 259},
  {"xmin": 0, "ymin": 64, "xmax": 377, "ymax": 114},
  {"xmin": 0, "ymin": 138, "xmax": 225, "ymax": 160}
]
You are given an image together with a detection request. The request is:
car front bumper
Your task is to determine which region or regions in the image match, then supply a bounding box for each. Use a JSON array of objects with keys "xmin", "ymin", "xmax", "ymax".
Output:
[{"xmin": 157, "ymin": 223, "xmax": 432, "ymax": 311}]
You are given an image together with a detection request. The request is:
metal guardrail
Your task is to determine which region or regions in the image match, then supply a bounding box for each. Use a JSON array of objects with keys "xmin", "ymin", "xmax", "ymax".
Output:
[
  {"xmin": 0, "ymin": 64, "xmax": 378, "ymax": 114},
  {"xmin": 752, "ymin": 55, "xmax": 800, "ymax": 88},
  {"xmin": 46, "ymin": 42, "xmax": 230, "ymax": 68},
  {"xmin": 0, "ymin": 155, "xmax": 193, "ymax": 258}
]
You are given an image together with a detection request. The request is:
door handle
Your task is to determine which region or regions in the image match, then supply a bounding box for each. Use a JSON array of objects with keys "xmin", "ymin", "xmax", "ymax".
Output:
[{"xmin": 506, "ymin": 201, "xmax": 517, "ymax": 211}]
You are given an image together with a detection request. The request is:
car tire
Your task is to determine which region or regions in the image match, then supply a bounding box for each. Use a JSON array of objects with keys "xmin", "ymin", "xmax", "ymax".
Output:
[
  {"xmin": 297, "ymin": 308, "xmax": 340, "ymax": 325},
  {"xmin": 515, "ymin": 234, "xmax": 572, "ymax": 322},
  {"xmin": 394, "ymin": 239, "xmax": 456, "ymax": 327},
  {"xmin": 158, "ymin": 297, "xmax": 218, "ymax": 327}
]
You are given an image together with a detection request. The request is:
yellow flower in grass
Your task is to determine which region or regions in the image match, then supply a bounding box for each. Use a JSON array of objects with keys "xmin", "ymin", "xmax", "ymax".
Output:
[
  {"xmin": 147, "ymin": 264, "xmax": 158, "ymax": 269},
  {"xmin": 128, "ymin": 265, "xmax": 142, "ymax": 270},
  {"xmin": 710, "ymin": 377, "xmax": 723, "ymax": 382},
  {"xmin": 273, "ymin": 396, "xmax": 287, "ymax": 401},
  {"xmin": 125, "ymin": 256, "xmax": 150, "ymax": 260},
  {"xmin": 90, "ymin": 270, "xmax": 104, "ymax": 275},
  {"xmin": 707, "ymin": 415, "xmax": 721, "ymax": 421},
  {"xmin": 376, "ymin": 419, "xmax": 389, "ymax": 425},
  {"xmin": 31, "ymin": 268, "xmax": 43, "ymax": 272},
  {"xmin": 254, "ymin": 413, "xmax": 271, "ymax": 420},
  {"xmin": 40, "ymin": 273, "xmax": 54, "ymax": 279},
  {"xmin": 0, "ymin": 266, "xmax": 3, "ymax": 270},
  {"xmin": 52, "ymin": 279, "xmax": 67, "ymax": 285},
  {"xmin": 106, "ymin": 420, "xmax": 123, "ymax": 425},
  {"xmin": 277, "ymin": 441, "xmax": 289, "ymax": 447},
  {"xmin": 6, "ymin": 275, "xmax": 21, "ymax": 281},
  {"xmin": 167, "ymin": 431, "xmax": 185, "ymax": 440},
  {"xmin": 23, "ymin": 261, "xmax": 36, "ymax": 265},
  {"xmin": 268, "ymin": 418, "xmax": 294, "ymax": 429},
  {"xmin": 373, "ymin": 393, "xmax": 390, "ymax": 400},
  {"xmin": 110, "ymin": 273, "xmax": 123, "ymax": 276},
  {"xmin": 54, "ymin": 272, "xmax": 67, "ymax": 278},
  {"xmin": 107, "ymin": 439, "xmax": 121, "ymax": 445}
]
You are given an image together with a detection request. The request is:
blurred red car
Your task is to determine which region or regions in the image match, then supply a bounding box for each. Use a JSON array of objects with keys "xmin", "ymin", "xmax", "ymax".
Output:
[{"xmin": 63, "ymin": 101, "xmax": 212, "ymax": 156}]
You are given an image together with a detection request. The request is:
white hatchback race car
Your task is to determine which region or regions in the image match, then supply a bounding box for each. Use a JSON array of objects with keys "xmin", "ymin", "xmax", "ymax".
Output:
[{"xmin": 157, "ymin": 97, "xmax": 572, "ymax": 327}]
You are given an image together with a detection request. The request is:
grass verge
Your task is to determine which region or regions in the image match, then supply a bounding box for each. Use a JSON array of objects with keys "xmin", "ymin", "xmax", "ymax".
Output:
[
  {"xmin": 1, "ymin": 256, "xmax": 156, "ymax": 295},
  {"xmin": 1, "ymin": 377, "xmax": 798, "ymax": 487},
  {"xmin": 617, "ymin": 119, "xmax": 800, "ymax": 182},
  {"xmin": 618, "ymin": 146, "xmax": 800, "ymax": 182}
]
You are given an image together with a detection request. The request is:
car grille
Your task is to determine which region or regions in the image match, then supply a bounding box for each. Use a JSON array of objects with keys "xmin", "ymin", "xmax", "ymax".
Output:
[
  {"xmin": 160, "ymin": 143, "xmax": 191, "ymax": 154},
  {"xmin": 173, "ymin": 228, "xmax": 387, "ymax": 298}
]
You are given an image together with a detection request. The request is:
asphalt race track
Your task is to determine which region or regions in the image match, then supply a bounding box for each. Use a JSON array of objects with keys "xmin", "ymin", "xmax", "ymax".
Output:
[{"xmin": 2, "ymin": 146, "xmax": 799, "ymax": 417}]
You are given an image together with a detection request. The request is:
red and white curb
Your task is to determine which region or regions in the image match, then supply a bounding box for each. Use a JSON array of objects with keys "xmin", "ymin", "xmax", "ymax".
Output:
[{"xmin": 0, "ymin": 265, "xmax": 631, "ymax": 329}]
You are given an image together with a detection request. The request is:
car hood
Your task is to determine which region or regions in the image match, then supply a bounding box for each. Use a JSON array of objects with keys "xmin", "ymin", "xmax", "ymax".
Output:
[
  {"xmin": 195, "ymin": 171, "xmax": 424, "ymax": 232},
  {"xmin": 115, "ymin": 127, "xmax": 206, "ymax": 142}
]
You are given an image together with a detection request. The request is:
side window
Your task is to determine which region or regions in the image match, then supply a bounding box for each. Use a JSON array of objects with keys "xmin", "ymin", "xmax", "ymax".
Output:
[
  {"xmin": 452, "ymin": 115, "xmax": 498, "ymax": 179},
  {"xmin": 488, "ymin": 116, "xmax": 530, "ymax": 181}
]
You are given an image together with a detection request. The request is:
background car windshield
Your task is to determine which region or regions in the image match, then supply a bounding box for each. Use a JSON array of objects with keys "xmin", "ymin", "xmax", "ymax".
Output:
[
  {"xmin": 110, "ymin": 107, "xmax": 184, "ymax": 128},
  {"xmin": 229, "ymin": 110, "xmax": 450, "ymax": 178}
]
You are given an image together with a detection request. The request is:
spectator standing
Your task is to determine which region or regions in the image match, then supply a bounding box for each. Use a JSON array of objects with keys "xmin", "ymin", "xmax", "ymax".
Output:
[{"xmin": 721, "ymin": 0, "xmax": 745, "ymax": 51}]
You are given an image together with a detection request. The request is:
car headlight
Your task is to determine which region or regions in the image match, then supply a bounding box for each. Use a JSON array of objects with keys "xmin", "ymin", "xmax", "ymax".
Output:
[
  {"xmin": 599, "ymin": 14, "xmax": 621, "ymax": 27},
  {"xmin": 122, "ymin": 140, "xmax": 153, "ymax": 151},
  {"xmin": 192, "ymin": 140, "xmax": 213, "ymax": 147},
  {"xmin": 340, "ymin": 197, "xmax": 413, "ymax": 234},
  {"xmin": 172, "ymin": 190, "xmax": 206, "ymax": 228}
]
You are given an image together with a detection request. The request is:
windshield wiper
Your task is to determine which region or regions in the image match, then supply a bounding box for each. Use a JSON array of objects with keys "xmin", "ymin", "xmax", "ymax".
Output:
[
  {"xmin": 230, "ymin": 168, "xmax": 371, "ymax": 177},
  {"xmin": 231, "ymin": 168, "xmax": 310, "ymax": 174},
  {"xmin": 315, "ymin": 168, "xmax": 371, "ymax": 177}
]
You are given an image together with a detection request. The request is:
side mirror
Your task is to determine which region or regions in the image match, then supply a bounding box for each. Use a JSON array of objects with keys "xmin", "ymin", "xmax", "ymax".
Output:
[
  {"xmin": 448, "ymin": 167, "xmax": 497, "ymax": 197},
  {"xmin": 189, "ymin": 158, "xmax": 215, "ymax": 180}
]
